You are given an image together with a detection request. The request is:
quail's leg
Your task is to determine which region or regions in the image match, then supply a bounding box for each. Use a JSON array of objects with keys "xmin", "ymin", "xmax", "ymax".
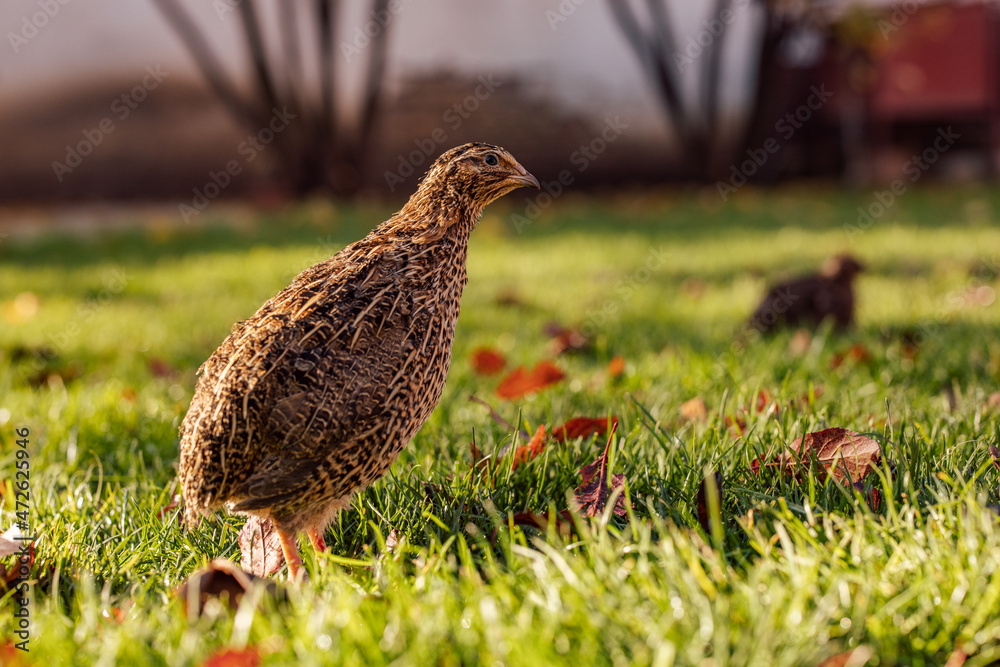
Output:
[
  {"xmin": 277, "ymin": 529, "xmax": 305, "ymax": 581},
  {"xmin": 308, "ymin": 527, "xmax": 327, "ymax": 553}
]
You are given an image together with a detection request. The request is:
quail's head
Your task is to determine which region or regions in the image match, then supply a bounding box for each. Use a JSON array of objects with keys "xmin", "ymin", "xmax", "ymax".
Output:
[
  {"xmin": 823, "ymin": 254, "xmax": 865, "ymax": 282},
  {"xmin": 424, "ymin": 143, "xmax": 539, "ymax": 207}
]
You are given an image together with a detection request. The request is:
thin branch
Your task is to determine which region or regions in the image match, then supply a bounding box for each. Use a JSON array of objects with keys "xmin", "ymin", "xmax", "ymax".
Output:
[
  {"xmin": 357, "ymin": 0, "xmax": 391, "ymax": 159},
  {"xmin": 277, "ymin": 2, "xmax": 305, "ymax": 112},
  {"xmin": 236, "ymin": 0, "xmax": 283, "ymax": 115},
  {"xmin": 149, "ymin": 0, "xmax": 258, "ymax": 127},
  {"xmin": 315, "ymin": 0, "xmax": 338, "ymax": 152}
]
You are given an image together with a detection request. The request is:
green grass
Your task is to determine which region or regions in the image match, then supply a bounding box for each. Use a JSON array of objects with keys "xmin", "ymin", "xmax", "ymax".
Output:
[{"xmin": 2, "ymin": 183, "xmax": 1000, "ymax": 665}]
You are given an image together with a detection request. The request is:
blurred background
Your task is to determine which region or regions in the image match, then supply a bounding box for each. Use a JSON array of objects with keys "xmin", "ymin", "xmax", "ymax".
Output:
[{"xmin": 2, "ymin": 0, "xmax": 997, "ymax": 209}]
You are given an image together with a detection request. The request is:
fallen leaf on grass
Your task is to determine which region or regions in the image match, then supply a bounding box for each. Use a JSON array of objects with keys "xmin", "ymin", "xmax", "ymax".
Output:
[
  {"xmin": 551, "ymin": 416, "xmax": 618, "ymax": 442},
  {"xmin": 511, "ymin": 425, "xmax": 547, "ymax": 470},
  {"xmin": 781, "ymin": 428, "xmax": 881, "ymax": 484},
  {"xmin": 201, "ymin": 647, "xmax": 261, "ymax": 667},
  {"xmin": 496, "ymin": 361, "xmax": 565, "ymax": 400},
  {"xmin": 573, "ymin": 422, "xmax": 628, "ymax": 517},
  {"xmin": 239, "ymin": 516, "xmax": 285, "ymax": 577},
  {"xmin": 680, "ymin": 397, "xmax": 708, "ymax": 422},
  {"xmin": 157, "ymin": 494, "xmax": 182, "ymax": 521},
  {"xmin": 176, "ymin": 558, "xmax": 281, "ymax": 614},
  {"xmin": 607, "ymin": 355, "xmax": 625, "ymax": 378},
  {"xmin": 0, "ymin": 524, "xmax": 23, "ymax": 558},
  {"xmin": 696, "ymin": 472, "xmax": 724, "ymax": 533},
  {"xmin": 470, "ymin": 347, "xmax": 506, "ymax": 376}
]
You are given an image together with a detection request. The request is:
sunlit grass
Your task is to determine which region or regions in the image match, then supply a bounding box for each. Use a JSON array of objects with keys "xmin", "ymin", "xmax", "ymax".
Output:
[{"xmin": 1, "ymin": 184, "xmax": 999, "ymax": 665}]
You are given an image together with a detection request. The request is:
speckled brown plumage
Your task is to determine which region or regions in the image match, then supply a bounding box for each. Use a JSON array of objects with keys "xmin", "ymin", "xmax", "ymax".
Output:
[
  {"xmin": 749, "ymin": 254, "xmax": 864, "ymax": 334},
  {"xmin": 179, "ymin": 143, "xmax": 538, "ymax": 578}
]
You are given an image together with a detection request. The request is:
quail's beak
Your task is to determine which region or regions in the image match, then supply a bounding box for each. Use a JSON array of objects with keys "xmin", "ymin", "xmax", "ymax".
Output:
[{"xmin": 505, "ymin": 164, "xmax": 540, "ymax": 189}]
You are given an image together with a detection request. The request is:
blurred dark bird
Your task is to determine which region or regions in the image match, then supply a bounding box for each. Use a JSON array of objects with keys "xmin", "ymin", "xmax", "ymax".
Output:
[
  {"xmin": 179, "ymin": 143, "xmax": 538, "ymax": 579},
  {"xmin": 748, "ymin": 254, "xmax": 864, "ymax": 335}
]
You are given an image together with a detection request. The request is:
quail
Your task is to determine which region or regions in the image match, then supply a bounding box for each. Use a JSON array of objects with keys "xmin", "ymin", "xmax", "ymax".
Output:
[
  {"xmin": 179, "ymin": 143, "xmax": 538, "ymax": 579},
  {"xmin": 748, "ymin": 254, "xmax": 864, "ymax": 334}
]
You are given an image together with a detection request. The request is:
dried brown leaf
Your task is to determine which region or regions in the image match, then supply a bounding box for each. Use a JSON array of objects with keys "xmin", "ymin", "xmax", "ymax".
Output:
[
  {"xmin": 551, "ymin": 416, "xmax": 618, "ymax": 442},
  {"xmin": 781, "ymin": 427, "xmax": 881, "ymax": 484},
  {"xmin": 607, "ymin": 355, "xmax": 626, "ymax": 378},
  {"xmin": 573, "ymin": 422, "xmax": 627, "ymax": 517},
  {"xmin": 239, "ymin": 516, "xmax": 285, "ymax": 577},
  {"xmin": 175, "ymin": 559, "xmax": 281, "ymax": 614}
]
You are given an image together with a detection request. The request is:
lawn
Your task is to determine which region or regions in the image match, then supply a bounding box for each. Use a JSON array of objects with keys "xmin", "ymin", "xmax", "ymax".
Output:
[{"xmin": 2, "ymin": 184, "xmax": 1000, "ymax": 666}]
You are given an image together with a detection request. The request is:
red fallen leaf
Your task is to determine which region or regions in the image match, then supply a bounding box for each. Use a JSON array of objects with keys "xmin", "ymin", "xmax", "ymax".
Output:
[
  {"xmin": 201, "ymin": 647, "xmax": 261, "ymax": 667},
  {"xmin": 680, "ymin": 397, "xmax": 708, "ymax": 422},
  {"xmin": 496, "ymin": 361, "xmax": 565, "ymax": 400},
  {"xmin": 551, "ymin": 416, "xmax": 618, "ymax": 442},
  {"xmin": 696, "ymin": 472, "xmax": 724, "ymax": 533},
  {"xmin": 607, "ymin": 355, "xmax": 626, "ymax": 378},
  {"xmin": 573, "ymin": 422, "xmax": 627, "ymax": 517},
  {"xmin": 470, "ymin": 347, "xmax": 506, "ymax": 376},
  {"xmin": 544, "ymin": 322, "xmax": 591, "ymax": 355},
  {"xmin": 511, "ymin": 425, "xmax": 547, "ymax": 470},
  {"xmin": 830, "ymin": 343, "xmax": 872, "ymax": 369},
  {"xmin": 781, "ymin": 428, "xmax": 881, "ymax": 484},
  {"xmin": 239, "ymin": 516, "xmax": 285, "ymax": 577}
]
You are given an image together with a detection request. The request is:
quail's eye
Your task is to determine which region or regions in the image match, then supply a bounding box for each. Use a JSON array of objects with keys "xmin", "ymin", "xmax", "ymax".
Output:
[{"xmin": 484, "ymin": 154, "xmax": 498, "ymax": 166}]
